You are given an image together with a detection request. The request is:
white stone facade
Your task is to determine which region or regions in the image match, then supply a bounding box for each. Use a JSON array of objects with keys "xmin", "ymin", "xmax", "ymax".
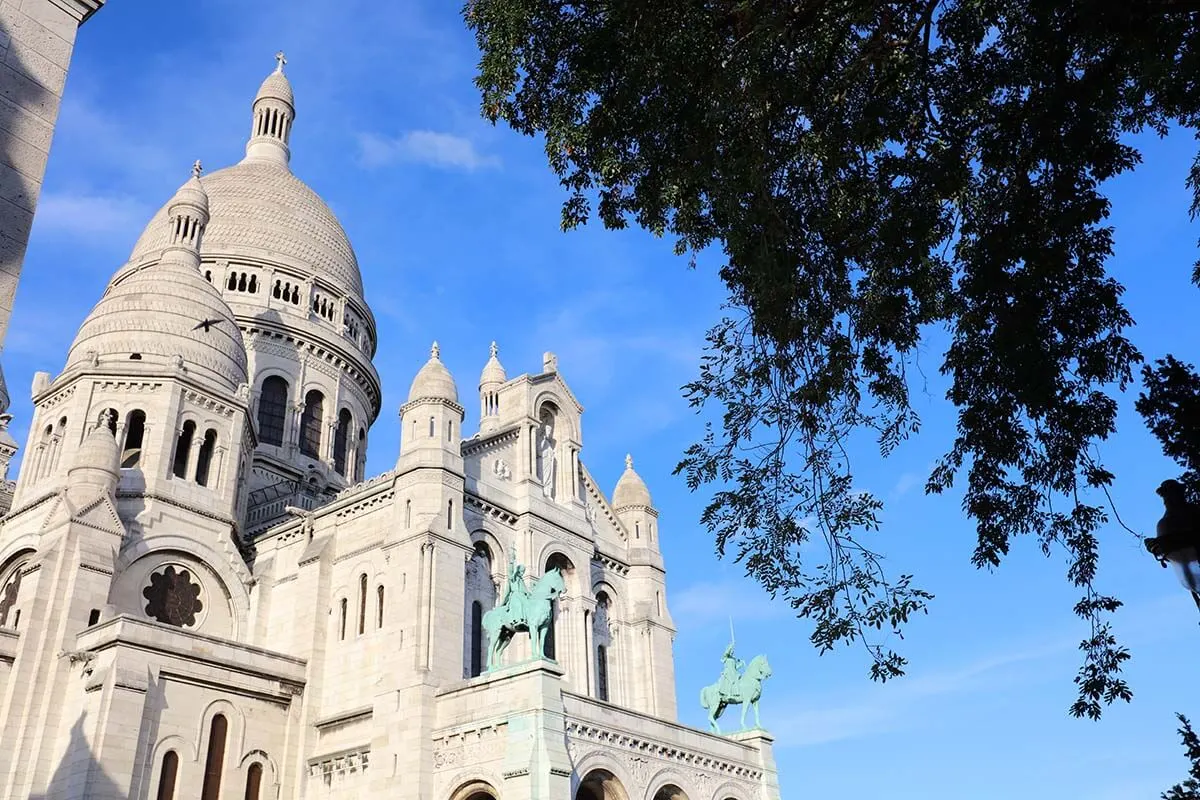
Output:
[{"xmin": 0, "ymin": 58, "xmax": 783, "ymax": 800}]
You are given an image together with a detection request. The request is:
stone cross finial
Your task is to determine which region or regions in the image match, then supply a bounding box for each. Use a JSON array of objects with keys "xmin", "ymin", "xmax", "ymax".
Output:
[
  {"xmin": 431, "ymin": 341, "xmax": 440, "ymax": 360},
  {"xmin": 191, "ymin": 160, "xmax": 203, "ymax": 179},
  {"xmin": 274, "ymin": 51, "xmax": 287, "ymax": 73},
  {"xmin": 489, "ymin": 341, "xmax": 498, "ymax": 358},
  {"xmin": 625, "ymin": 453, "xmax": 633, "ymax": 470}
]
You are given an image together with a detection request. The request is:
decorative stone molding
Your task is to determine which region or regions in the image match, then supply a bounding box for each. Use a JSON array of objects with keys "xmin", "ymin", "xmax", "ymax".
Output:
[
  {"xmin": 307, "ymin": 747, "xmax": 370, "ymax": 785},
  {"xmin": 463, "ymin": 493, "xmax": 518, "ymax": 527},
  {"xmin": 432, "ymin": 722, "xmax": 506, "ymax": 771},
  {"xmin": 593, "ymin": 552, "xmax": 630, "ymax": 578},
  {"xmin": 565, "ymin": 721, "xmax": 763, "ymax": 784}
]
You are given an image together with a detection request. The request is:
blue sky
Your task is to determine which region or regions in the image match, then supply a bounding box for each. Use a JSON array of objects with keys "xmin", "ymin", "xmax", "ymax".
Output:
[{"xmin": 8, "ymin": 1, "xmax": 1200, "ymax": 796}]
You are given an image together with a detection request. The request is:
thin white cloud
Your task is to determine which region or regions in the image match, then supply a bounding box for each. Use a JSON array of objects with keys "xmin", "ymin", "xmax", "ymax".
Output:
[
  {"xmin": 673, "ymin": 579, "xmax": 790, "ymax": 630},
  {"xmin": 33, "ymin": 192, "xmax": 151, "ymax": 241},
  {"xmin": 357, "ymin": 131, "xmax": 500, "ymax": 171}
]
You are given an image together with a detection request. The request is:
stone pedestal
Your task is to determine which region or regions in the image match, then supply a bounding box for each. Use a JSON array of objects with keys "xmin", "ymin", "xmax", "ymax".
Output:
[{"xmin": 730, "ymin": 728, "xmax": 782, "ymax": 800}]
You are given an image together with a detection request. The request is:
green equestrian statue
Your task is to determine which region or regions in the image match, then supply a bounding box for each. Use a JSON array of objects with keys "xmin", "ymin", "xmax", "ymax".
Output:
[
  {"xmin": 481, "ymin": 558, "xmax": 565, "ymax": 671},
  {"xmin": 700, "ymin": 634, "xmax": 772, "ymax": 734}
]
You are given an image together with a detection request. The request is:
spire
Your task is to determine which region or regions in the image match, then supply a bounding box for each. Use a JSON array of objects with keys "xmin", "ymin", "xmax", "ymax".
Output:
[
  {"xmin": 244, "ymin": 51, "xmax": 295, "ymax": 167},
  {"xmin": 613, "ymin": 452, "xmax": 652, "ymax": 508},
  {"xmin": 162, "ymin": 162, "xmax": 210, "ymax": 267},
  {"xmin": 431, "ymin": 341, "xmax": 441, "ymax": 360},
  {"xmin": 479, "ymin": 341, "xmax": 507, "ymax": 430},
  {"xmin": 625, "ymin": 453, "xmax": 633, "ymax": 470}
]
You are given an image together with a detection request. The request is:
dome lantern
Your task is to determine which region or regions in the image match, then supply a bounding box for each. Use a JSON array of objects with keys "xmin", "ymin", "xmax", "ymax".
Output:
[{"xmin": 244, "ymin": 51, "xmax": 295, "ymax": 167}]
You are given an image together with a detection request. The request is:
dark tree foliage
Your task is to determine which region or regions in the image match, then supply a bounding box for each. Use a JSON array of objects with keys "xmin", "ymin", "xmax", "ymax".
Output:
[
  {"xmin": 1139, "ymin": 356, "xmax": 1200, "ymax": 500},
  {"xmin": 1164, "ymin": 715, "xmax": 1200, "ymax": 800},
  {"xmin": 465, "ymin": 0, "xmax": 1200, "ymax": 716}
]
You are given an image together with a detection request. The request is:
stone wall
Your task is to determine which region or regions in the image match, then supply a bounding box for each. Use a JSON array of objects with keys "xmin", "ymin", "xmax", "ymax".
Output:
[{"xmin": 0, "ymin": 0, "xmax": 104, "ymax": 410}]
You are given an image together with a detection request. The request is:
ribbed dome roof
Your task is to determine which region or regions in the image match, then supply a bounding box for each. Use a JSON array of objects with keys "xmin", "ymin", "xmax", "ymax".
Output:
[
  {"xmin": 408, "ymin": 342, "xmax": 459, "ymax": 404},
  {"xmin": 256, "ymin": 71, "xmax": 294, "ymax": 106},
  {"xmin": 613, "ymin": 454, "xmax": 652, "ymax": 508},
  {"xmin": 479, "ymin": 341, "xmax": 506, "ymax": 387},
  {"xmin": 127, "ymin": 160, "xmax": 363, "ymax": 297}
]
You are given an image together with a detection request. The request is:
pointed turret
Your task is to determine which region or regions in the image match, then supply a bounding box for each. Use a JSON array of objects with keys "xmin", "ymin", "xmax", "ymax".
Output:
[
  {"xmin": 65, "ymin": 412, "xmax": 120, "ymax": 504},
  {"xmin": 398, "ymin": 342, "xmax": 465, "ymax": 468},
  {"xmin": 478, "ymin": 341, "xmax": 506, "ymax": 434},
  {"xmin": 244, "ymin": 51, "xmax": 295, "ymax": 167}
]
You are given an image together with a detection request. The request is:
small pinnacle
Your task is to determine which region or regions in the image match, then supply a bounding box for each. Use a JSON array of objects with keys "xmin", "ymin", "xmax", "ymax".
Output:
[
  {"xmin": 191, "ymin": 160, "xmax": 203, "ymax": 178},
  {"xmin": 489, "ymin": 341, "xmax": 499, "ymax": 358},
  {"xmin": 274, "ymin": 50, "xmax": 287, "ymax": 74},
  {"xmin": 625, "ymin": 453, "xmax": 633, "ymax": 470},
  {"xmin": 431, "ymin": 341, "xmax": 440, "ymax": 360}
]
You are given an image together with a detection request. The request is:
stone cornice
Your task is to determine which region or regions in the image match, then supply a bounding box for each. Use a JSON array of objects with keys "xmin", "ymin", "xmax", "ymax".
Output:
[{"xmin": 49, "ymin": 0, "xmax": 105, "ymax": 24}]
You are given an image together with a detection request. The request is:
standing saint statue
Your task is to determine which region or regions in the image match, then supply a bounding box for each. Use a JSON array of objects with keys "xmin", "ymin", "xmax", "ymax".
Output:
[{"xmin": 538, "ymin": 421, "xmax": 557, "ymax": 499}]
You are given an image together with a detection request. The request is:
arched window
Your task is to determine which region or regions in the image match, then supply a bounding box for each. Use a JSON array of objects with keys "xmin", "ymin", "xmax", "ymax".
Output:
[
  {"xmin": 447, "ymin": 500, "xmax": 454, "ymax": 531},
  {"xmin": 541, "ymin": 553, "xmax": 575, "ymax": 662},
  {"xmin": 470, "ymin": 601, "xmax": 484, "ymax": 678},
  {"xmin": 428, "ymin": 416, "xmax": 435, "ymax": 438},
  {"xmin": 172, "ymin": 421, "xmax": 195, "ymax": 479},
  {"xmin": 596, "ymin": 644, "xmax": 609, "ymax": 701},
  {"xmin": 358, "ymin": 573, "xmax": 368, "ymax": 636},
  {"xmin": 333, "ymin": 409, "xmax": 352, "ymax": 476},
  {"xmin": 226, "ymin": 273, "xmax": 237, "ymax": 291},
  {"xmin": 102, "ymin": 409, "xmax": 118, "ymax": 434},
  {"xmin": 200, "ymin": 714, "xmax": 227, "ymax": 800},
  {"xmin": 257, "ymin": 376, "xmax": 288, "ymax": 447},
  {"xmin": 243, "ymin": 762, "xmax": 263, "ymax": 800},
  {"xmin": 594, "ymin": 591, "xmax": 612, "ymax": 701},
  {"xmin": 155, "ymin": 750, "xmax": 179, "ymax": 800},
  {"xmin": 405, "ymin": 499, "xmax": 411, "ymax": 527},
  {"xmin": 121, "ymin": 410, "xmax": 146, "ymax": 468},
  {"xmin": 339, "ymin": 598, "xmax": 347, "ymax": 641},
  {"xmin": 299, "ymin": 390, "xmax": 324, "ymax": 458},
  {"xmin": 448, "ymin": 419, "xmax": 454, "ymax": 441},
  {"xmin": 356, "ymin": 428, "xmax": 366, "ymax": 481},
  {"xmin": 377, "ymin": 585, "xmax": 385, "ymax": 629},
  {"xmin": 195, "ymin": 429, "xmax": 217, "ymax": 486}
]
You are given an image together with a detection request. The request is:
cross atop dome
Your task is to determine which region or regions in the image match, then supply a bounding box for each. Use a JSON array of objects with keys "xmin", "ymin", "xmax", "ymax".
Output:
[
  {"xmin": 274, "ymin": 51, "xmax": 287, "ymax": 74},
  {"xmin": 191, "ymin": 160, "xmax": 202, "ymax": 179}
]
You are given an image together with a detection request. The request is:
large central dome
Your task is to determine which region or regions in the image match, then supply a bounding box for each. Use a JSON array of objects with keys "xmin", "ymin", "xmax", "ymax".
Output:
[{"xmin": 127, "ymin": 160, "xmax": 363, "ymax": 297}]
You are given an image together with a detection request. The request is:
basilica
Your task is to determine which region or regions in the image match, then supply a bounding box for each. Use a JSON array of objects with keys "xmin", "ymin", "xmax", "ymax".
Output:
[{"xmin": 0, "ymin": 56, "xmax": 782, "ymax": 800}]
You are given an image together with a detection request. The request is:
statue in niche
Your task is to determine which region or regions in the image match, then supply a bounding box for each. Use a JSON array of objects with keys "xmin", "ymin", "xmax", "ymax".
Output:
[
  {"xmin": 482, "ymin": 558, "xmax": 565, "ymax": 670},
  {"xmin": 699, "ymin": 625, "xmax": 772, "ymax": 734},
  {"xmin": 538, "ymin": 419, "xmax": 557, "ymax": 499}
]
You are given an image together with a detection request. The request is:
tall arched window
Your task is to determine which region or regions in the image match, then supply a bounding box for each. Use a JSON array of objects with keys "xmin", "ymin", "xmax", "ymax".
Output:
[
  {"xmin": 333, "ymin": 409, "xmax": 352, "ymax": 475},
  {"xmin": 358, "ymin": 573, "xmax": 368, "ymax": 636},
  {"xmin": 122, "ymin": 410, "xmax": 146, "ymax": 468},
  {"xmin": 339, "ymin": 598, "xmax": 347, "ymax": 641},
  {"xmin": 257, "ymin": 376, "xmax": 289, "ymax": 447},
  {"xmin": 542, "ymin": 553, "xmax": 574, "ymax": 662},
  {"xmin": 356, "ymin": 428, "xmax": 366, "ymax": 481},
  {"xmin": 156, "ymin": 750, "xmax": 179, "ymax": 800},
  {"xmin": 447, "ymin": 500, "xmax": 454, "ymax": 531},
  {"xmin": 195, "ymin": 429, "xmax": 217, "ymax": 486},
  {"xmin": 405, "ymin": 499, "xmax": 412, "ymax": 527},
  {"xmin": 200, "ymin": 714, "xmax": 227, "ymax": 800},
  {"xmin": 299, "ymin": 390, "xmax": 325, "ymax": 458},
  {"xmin": 470, "ymin": 601, "xmax": 484, "ymax": 678},
  {"xmin": 594, "ymin": 591, "xmax": 612, "ymax": 701},
  {"xmin": 172, "ymin": 421, "xmax": 195, "ymax": 479},
  {"xmin": 243, "ymin": 762, "xmax": 263, "ymax": 800},
  {"xmin": 377, "ymin": 585, "xmax": 385, "ymax": 629},
  {"xmin": 428, "ymin": 416, "xmax": 435, "ymax": 437},
  {"xmin": 596, "ymin": 645, "xmax": 609, "ymax": 701}
]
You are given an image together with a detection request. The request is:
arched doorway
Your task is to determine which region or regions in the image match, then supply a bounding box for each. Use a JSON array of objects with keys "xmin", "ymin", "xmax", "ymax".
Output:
[
  {"xmin": 576, "ymin": 768, "xmax": 629, "ymax": 800},
  {"xmin": 652, "ymin": 785, "xmax": 689, "ymax": 800},
  {"xmin": 448, "ymin": 780, "xmax": 499, "ymax": 800}
]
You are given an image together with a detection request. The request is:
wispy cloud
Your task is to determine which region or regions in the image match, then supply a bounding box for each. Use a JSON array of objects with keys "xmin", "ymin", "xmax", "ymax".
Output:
[
  {"xmin": 33, "ymin": 192, "xmax": 152, "ymax": 241},
  {"xmin": 673, "ymin": 579, "xmax": 790, "ymax": 630},
  {"xmin": 357, "ymin": 130, "xmax": 500, "ymax": 171}
]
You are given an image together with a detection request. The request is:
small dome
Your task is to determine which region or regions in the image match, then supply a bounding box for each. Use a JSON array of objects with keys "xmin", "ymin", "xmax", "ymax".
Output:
[
  {"xmin": 479, "ymin": 341, "xmax": 506, "ymax": 387},
  {"xmin": 256, "ymin": 68, "xmax": 294, "ymax": 107},
  {"xmin": 69, "ymin": 418, "xmax": 120, "ymax": 477},
  {"xmin": 170, "ymin": 162, "xmax": 209, "ymax": 215},
  {"xmin": 613, "ymin": 453, "xmax": 652, "ymax": 508},
  {"xmin": 408, "ymin": 342, "xmax": 458, "ymax": 404}
]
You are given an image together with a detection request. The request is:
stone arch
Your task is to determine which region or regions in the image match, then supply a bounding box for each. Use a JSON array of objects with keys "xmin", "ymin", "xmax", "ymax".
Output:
[
  {"xmin": 195, "ymin": 698, "xmax": 245, "ymax": 768},
  {"xmin": 237, "ymin": 747, "xmax": 279, "ymax": 793},
  {"xmin": 468, "ymin": 528, "xmax": 507, "ymax": 582},
  {"xmin": 150, "ymin": 733, "xmax": 198, "ymax": 772},
  {"xmin": 0, "ymin": 548, "xmax": 34, "ymax": 630},
  {"xmin": 532, "ymin": 390, "xmax": 580, "ymax": 443},
  {"xmin": 448, "ymin": 777, "xmax": 501, "ymax": 800},
  {"xmin": 572, "ymin": 752, "xmax": 635, "ymax": 800},
  {"xmin": 644, "ymin": 768, "xmax": 692, "ymax": 800},
  {"xmin": 710, "ymin": 781, "xmax": 748, "ymax": 800},
  {"xmin": 590, "ymin": 579, "xmax": 624, "ymax": 619},
  {"xmin": 111, "ymin": 543, "xmax": 246, "ymax": 639},
  {"xmin": 535, "ymin": 543, "xmax": 581, "ymax": 596}
]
